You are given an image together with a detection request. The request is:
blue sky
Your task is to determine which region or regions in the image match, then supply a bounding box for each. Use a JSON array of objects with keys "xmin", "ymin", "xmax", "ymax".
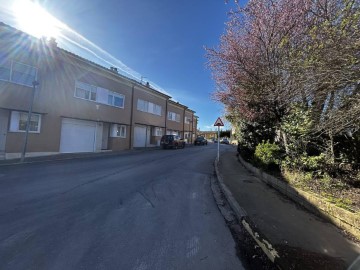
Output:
[{"xmin": 0, "ymin": 0, "xmax": 241, "ymax": 131}]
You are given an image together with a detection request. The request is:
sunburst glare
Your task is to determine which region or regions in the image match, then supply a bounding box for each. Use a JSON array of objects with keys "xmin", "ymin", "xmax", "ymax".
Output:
[{"xmin": 12, "ymin": 0, "xmax": 64, "ymax": 39}]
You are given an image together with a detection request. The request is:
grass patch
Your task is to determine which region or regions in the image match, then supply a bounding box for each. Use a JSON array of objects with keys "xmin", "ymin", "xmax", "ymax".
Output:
[
  {"xmin": 321, "ymin": 193, "xmax": 355, "ymax": 212},
  {"xmin": 282, "ymin": 169, "xmax": 356, "ymax": 212}
]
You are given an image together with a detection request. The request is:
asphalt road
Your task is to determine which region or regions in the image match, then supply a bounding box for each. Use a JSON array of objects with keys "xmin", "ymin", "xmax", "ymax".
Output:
[{"xmin": 0, "ymin": 143, "xmax": 244, "ymax": 270}]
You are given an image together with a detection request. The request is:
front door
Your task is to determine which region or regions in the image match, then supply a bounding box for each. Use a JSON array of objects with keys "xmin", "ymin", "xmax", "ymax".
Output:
[
  {"xmin": 0, "ymin": 109, "xmax": 9, "ymax": 158},
  {"xmin": 102, "ymin": 123, "xmax": 109, "ymax": 150}
]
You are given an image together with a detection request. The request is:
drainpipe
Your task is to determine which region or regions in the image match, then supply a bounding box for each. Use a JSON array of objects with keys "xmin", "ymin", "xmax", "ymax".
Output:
[
  {"xmin": 183, "ymin": 108, "xmax": 185, "ymax": 140},
  {"xmin": 145, "ymin": 126, "xmax": 148, "ymax": 148},
  {"xmin": 129, "ymin": 84, "xmax": 135, "ymax": 149},
  {"xmin": 164, "ymin": 100, "xmax": 168, "ymax": 135},
  {"xmin": 191, "ymin": 114, "xmax": 194, "ymax": 144}
]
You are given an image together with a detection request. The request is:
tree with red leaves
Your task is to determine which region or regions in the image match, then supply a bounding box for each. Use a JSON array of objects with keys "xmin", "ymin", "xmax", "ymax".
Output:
[
  {"xmin": 207, "ymin": 0, "xmax": 360, "ymax": 167},
  {"xmin": 207, "ymin": 0, "xmax": 311, "ymax": 124}
]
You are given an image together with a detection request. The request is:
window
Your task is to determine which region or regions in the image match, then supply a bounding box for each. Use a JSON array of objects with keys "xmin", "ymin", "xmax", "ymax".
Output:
[
  {"xmin": 0, "ymin": 59, "xmax": 11, "ymax": 81},
  {"xmin": 168, "ymin": 111, "xmax": 180, "ymax": 122},
  {"xmin": 0, "ymin": 59, "xmax": 37, "ymax": 87},
  {"xmin": 137, "ymin": 99, "xmax": 147, "ymax": 112},
  {"xmin": 108, "ymin": 92, "xmax": 124, "ymax": 108},
  {"xmin": 9, "ymin": 111, "xmax": 41, "ymax": 133},
  {"xmin": 185, "ymin": 117, "xmax": 191, "ymax": 124},
  {"xmin": 137, "ymin": 99, "xmax": 161, "ymax": 116},
  {"xmin": 75, "ymin": 81, "xmax": 125, "ymax": 108},
  {"xmin": 12, "ymin": 62, "xmax": 37, "ymax": 87},
  {"xmin": 166, "ymin": 129, "xmax": 179, "ymax": 136},
  {"xmin": 154, "ymin": 105, "xmax": 161, "ymax": 116},
  {"xmin": 110, "ymin": 124, "xmax": 126, "ymax": 138},
  {"xmin": 153, "ymin": 127, "xmax": 162, "ymax": 136},
  {"xmin": 75, "ymin": 81, "xmax": 97, "ymax": 101},
  {"xmin": 148, "ymin": 102, "xmax": 154, "ymax": 114}
]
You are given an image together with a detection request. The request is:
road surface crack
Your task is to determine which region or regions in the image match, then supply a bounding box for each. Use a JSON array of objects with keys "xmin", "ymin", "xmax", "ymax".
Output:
[{"xmin": 137, "ymin": 191, "xmax": 155, "ymax": 208}]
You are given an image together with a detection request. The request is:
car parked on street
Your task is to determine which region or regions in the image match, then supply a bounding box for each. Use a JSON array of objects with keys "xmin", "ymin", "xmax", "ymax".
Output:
[
  {"xmin": 194, "ymin": 136, "xmax": 207, "ymax": 146},
  {"xmin": 160, "ymin": 135, "xmax": 185, "ymax": 149},
  {"xmin": 220, "ymin": 138, "xmax": 229, "ymax": 144}
]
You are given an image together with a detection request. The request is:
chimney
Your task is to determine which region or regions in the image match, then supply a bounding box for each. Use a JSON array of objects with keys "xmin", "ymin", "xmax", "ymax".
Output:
[
  {"xmin": 146, "ymin": 82, "xmax": 150, "ymax": 87},
  {"xmin": 48, "ymin": 37, "xmax": 58, "ymax": 48},
  {"xmin": 110, "ymin": 67, "xmax": 118, "ymax": 73}
]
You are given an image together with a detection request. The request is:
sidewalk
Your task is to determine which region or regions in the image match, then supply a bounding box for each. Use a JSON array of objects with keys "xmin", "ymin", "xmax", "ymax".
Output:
[
  {"xmin": 0, "ymin": 144, "xmax": 196, "ymax": 166},
  {"xmin": 0, "ymin": 151, "xmax": 127, "ymax": 166},
  {"xmin": 0, "ymin": 147, "xmax": 160, "ymax": 166},
  {"xmin": 216, "ymin": 149, "xmax": 360, "ymax": 270}
]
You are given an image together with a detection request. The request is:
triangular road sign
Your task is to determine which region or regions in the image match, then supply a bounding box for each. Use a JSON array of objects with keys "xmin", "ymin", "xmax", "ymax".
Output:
[{"xmin": 214, "ymin": 117, "xmax": 224, "ymax": 126}]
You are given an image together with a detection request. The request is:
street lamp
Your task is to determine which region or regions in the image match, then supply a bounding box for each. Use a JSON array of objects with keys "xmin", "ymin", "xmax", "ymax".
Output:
[{"xmin": 20, "ymin": 80, "xmax": 39, "ymax": 163}]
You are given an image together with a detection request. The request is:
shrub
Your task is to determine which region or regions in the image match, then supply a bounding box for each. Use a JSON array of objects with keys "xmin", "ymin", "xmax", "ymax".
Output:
[
  {"xmin": 254, "ymin": 141, "xmax": 281, "ymax": 169},
  {"xmin": 300, "ymin": 153, "xmax": 326, "ymax": 171},
  {"xmin": 281, "ymin": 153, "xmax": 325, "ymax": 173}
]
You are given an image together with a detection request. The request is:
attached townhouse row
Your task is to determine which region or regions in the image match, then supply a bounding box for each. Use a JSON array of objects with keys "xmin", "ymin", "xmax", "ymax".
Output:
[{"xmin": 0, "ymin": 22, "xmax": 198, "ymax": 159}]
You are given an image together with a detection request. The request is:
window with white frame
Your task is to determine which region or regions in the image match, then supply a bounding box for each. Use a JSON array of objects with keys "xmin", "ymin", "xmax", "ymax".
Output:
[
  {"xmin": 154, "ymin": 104, "xmax": 161, "ymax": 115},
  {"xmin": 110, "ymin": 124, "xmax": 126, "ymax": 138},
  {"xmin": 137, "ymin": 99, "xmax": 161, "ymax": 116},
  {"xmin": 166, "ymin": 129, "xmax": 179, "ymax": 136},
  {"xmin": 75, "ymin": 81, "xmax": 97, "ymax": 101},
  {"xmin": 137, "ymin": 99, "xmax": 147, "ymax": 112},
  {"xmin": 185, "ymin": 116, "xmax": 191, "ymax": 124},
  {"xmin": 168, "ymin": 111, "xmax": 180, "ymax": 122},
  {"xmin": 108, "ymin": 92, "xmax": 124, "ymax": 108},
  {"xmin": 9, "ymin": 111, "xmax": 41, "ymax": 133},
  {"xmin": 75, "ymin": 81, "xmax": 125, "ymax": 108},
  {"xmin": 0, "ymin": 58, "xmax": 37, "ymax": 87},
  {"xmin": 153, "ymin": 127, "xmax": 162, "ymax": 136}
]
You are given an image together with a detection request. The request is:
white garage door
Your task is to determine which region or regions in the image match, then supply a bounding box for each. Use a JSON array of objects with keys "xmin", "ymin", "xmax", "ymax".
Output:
[
  {"xmin": 134, "ymin": 126, "xmax": 147, "ymax": 147},
  {"xmin": 60, "ymin": 118, "xmax": 96, "ymax": 153}
]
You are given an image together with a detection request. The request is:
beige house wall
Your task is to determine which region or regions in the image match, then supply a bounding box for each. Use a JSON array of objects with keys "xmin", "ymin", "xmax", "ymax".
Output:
[
  {"xmin": 2, "ymin": 47, "xmax": 133, "ymax": 153},
  {"xmin": 37, "ymin": 53, "xmax": 132, "ymax": 125},
  {"xmin": 108, "ymin": 136, "xmax": 131, "ymax": 151},
  {"xmin": 166, "ymin": 102, "xmax": 185, "ymax": 132},
  {"xmin": 132, "ymin": 86, "xmax": 167, "ymax": 127},
  {"xmin": 5, "ymin": 114, "xmax": 61, "ymax": 153},
  {"xmin": 130, "ymin": 86, "xmax": 169, "ymax": 147},
  {"xmin": 184, "ymin": 111, "xmax": 193, "ymax": 131},
  {"xmin": 0, "ymin": 23, "xmax": 198, "ymax": 156}
]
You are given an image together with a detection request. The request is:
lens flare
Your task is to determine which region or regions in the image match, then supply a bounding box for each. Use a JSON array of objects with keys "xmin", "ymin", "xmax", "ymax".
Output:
[
  {"xmin": 12, "ymin": 0, "xmax": 63, "ymax": 39},
  {"xmin": 9, "ymin": 0, "xmax": 171, "ymax": 97}
]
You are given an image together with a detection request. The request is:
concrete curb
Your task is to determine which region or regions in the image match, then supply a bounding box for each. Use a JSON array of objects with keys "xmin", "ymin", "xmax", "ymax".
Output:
[
  {"xmin": 214, "ymin": 160, "xmax": 247, "ymax": 219},
  {"xmin": 237, "ymin": 154, "xmax": 360, "ymax": 241},
  {"xmin": 214, "ymin": 159, "xmax": 281, "ymax": 267}
]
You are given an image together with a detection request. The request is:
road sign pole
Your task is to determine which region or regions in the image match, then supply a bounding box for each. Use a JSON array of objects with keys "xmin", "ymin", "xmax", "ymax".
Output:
[
  {"xmin": 217, "ymin": 126, "xmax": 220, "ymax": 162},
  {"xmin": 213, "ymin": 117, "xmax": 224, "ymax": 162}
]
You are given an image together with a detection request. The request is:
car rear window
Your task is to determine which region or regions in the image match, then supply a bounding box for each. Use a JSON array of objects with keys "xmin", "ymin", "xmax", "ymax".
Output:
[{"xmin": 162, "ymin": 135, "xmax": 174, "ymax": 140}]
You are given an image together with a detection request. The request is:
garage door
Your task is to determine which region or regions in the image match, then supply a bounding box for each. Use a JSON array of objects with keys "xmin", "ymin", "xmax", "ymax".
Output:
[
  {"xmin": 60, "ymin": 118, "xmax": 96, "ymax": 153},
  {"xmin": 134, "ymin": 126, "xmax": 147, "ymax": 147}
]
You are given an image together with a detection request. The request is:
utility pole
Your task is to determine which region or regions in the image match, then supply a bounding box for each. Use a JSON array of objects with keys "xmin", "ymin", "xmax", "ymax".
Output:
[{"xmin": 20, "ymin": 80, "xmax": 39, "ymax": 162}]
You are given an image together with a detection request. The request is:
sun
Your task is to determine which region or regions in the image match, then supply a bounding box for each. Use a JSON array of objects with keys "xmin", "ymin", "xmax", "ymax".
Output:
[{"xmin": 12, "ymin": 0, "xmax": 62, "ymax": 39}]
